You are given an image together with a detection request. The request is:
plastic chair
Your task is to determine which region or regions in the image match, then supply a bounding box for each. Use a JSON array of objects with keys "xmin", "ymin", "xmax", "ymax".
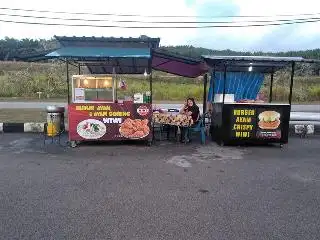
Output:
[{"xmin": 184, "ymin": 114, "xmax": 206, "ymax": 144}]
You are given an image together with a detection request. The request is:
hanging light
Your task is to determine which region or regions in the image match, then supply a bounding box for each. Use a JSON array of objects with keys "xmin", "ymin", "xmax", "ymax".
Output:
[
  {"xmin": 248, "ymin": 66, "xmax": 253, "ymax": 72},
  {"xmin": 144, "ymin": 69, "xmax": 148, "ymax": 77},
  {"xmin": 104, "ymin": 80, "xmax": 110, "ymax": 87}
]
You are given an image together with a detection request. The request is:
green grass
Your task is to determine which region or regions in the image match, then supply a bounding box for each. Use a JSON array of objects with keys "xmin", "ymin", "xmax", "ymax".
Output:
[
  {"xmin": 0, "ymin": 109, "xmax": 46, "ymax": 123},
  {"xmin": 0, "ymin": 61, "xmax": 320, "ymax": 102}
]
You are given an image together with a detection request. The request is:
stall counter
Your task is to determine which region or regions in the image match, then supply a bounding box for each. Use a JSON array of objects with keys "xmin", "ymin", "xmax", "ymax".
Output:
[
  {"xmin": 68, "ymin": 102, "xmax": 152, "ymax": 142},
  {"xmin": 211, "ymin": 102, "xmax": 291, "ymax": 145}
]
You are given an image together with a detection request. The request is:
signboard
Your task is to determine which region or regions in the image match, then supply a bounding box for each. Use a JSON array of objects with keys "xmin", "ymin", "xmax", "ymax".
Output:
[
  {"xmin": 256, "ymin": 108, "xmax": 282, "ymax": 139},
  {"xmin": 68, "ymin": 103, "xmax": 152, "ymax": 141},
  {"xmin": 231, "ymin": 108, "xmax": 257, "ymax": 139},
  {"xmin": 230, "ymin": 107, "xmax": 283, "ymax": 140},
  {"xmin": 74, "ymin": 88, "xmax": 85, "ymax": 101}
]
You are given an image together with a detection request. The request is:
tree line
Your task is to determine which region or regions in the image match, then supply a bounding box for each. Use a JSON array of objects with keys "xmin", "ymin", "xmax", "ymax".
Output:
[{"xmin": 1, "ymin": 37, "xmax": 319, "ymax": 75}]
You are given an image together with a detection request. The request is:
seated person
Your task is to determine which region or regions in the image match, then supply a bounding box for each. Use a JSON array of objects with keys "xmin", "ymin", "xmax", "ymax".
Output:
[
  {"xmin": 180, "ymin": 97, "xmax": 200, "ymax": 125},
  {"xmin": 180, "ymin": 98, "xmax": 200, "ymax": 142}
]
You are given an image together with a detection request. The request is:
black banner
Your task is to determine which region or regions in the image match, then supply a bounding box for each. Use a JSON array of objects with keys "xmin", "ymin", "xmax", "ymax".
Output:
[{"xmin": 229, "ymin": 105, "xmax": 285, "ymax": 141}]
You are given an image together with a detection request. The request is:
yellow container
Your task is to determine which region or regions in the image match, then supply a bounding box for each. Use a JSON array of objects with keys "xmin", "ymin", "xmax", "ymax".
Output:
[
  {"xmin": 47, "ymin": 122, "xmax": 57, "ymax": 137},
  {"xmin": 45, "ymin": 106, "xmax": 65, "ymax": 137}
]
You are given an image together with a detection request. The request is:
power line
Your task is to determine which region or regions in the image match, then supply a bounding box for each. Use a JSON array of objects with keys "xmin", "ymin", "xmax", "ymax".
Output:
[
  {"xmin": 0, "ymin": 18, "xmax": 319, "ymax": 28},
  {"xmin": 1, "ymin": 12, "xmax": 320, "ymax": 24},
  {"xmin": 0, "ymin": 6, "xmax": 320, "ymax": 19}
]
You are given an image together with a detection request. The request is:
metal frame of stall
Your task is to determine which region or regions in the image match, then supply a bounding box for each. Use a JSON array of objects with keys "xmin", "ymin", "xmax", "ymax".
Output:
[
  {"xmin": 202, "ymin": 55, "xmax": 320, "ymax": 147},
  {"xmin": 152, "ymin": 49, "xmax": 209, "ymax": 114},
  {"xmin": 151, "ymin": 49, "xmax": 210, "ymax": 143},
  {"xmin": 18, "ymin": 38, "xmax": 214, "ymax": 145},
  {"xmin": 66, "ymin": 59, "xmax": 154, "ymax": 146},
  {"xmin": 32, "ymin": 36, "xmax": 161, "ymax": 146}
]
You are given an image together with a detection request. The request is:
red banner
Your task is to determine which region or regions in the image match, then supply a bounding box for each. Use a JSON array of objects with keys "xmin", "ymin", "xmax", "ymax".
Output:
[{"xmin": 68, "ymin": 103, "xmax": 152, "ymax": 141}]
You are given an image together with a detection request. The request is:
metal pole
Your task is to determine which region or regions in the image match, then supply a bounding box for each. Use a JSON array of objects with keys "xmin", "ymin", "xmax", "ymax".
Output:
[
  {"xmin": 269, "ymin": 71, "xmax": 274, "ymax": 103},
  {"xmin": 148, "ymin": 57, "xmax": 153, "ymax": 104},
  {"xmin": 112, "ymin": 67, "xmax": 116, "ymax": 103},
  {"xmin": 212, "ymin": 66, "xmax": 215, "ymax": 102},
  {"xmin": 288, "ymin": 62, "xmax": 295, "ymax": 105},
  {"xmin": 222, "ymin": 64, "xmax": 227, "ymax": 104},
  {"xmin": 78, "ymin": 63, "xmax": 81, "ymax": 75},
  {"xmin": 66, "ymin": 60, "xmax": 70, "ymax": 104},
  {"xmin": 202, "ymin": 73, "xmax": 208, "ymax": 114},
  {"xmin": 149, "ymin": 72, "xmax": 153, "ymax": 104}
]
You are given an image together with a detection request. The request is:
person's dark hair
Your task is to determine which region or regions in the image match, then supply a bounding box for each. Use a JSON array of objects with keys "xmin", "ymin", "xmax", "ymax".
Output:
[{"xmin": 187, "ymin": 97, "xmax": 196, "ymax": 106}]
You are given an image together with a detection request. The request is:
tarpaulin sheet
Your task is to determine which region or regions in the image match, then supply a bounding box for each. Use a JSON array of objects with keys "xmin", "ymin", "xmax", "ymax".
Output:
[{"xmin": 207, "ymin": 71, "xmax": 264, "ymax": 101}]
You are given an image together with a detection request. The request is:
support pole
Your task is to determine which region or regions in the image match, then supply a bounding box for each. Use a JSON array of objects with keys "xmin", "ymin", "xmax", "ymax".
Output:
[
  {"xmin": 212, "ymin": 67, "xmax": 215, "ymax": 102},
  {"xmin": 149, "ymin": 71, "xmax": 153, "ymax": 104},
  {"xmin": 269, "ymin": 71, "xmax": 274, "ymax": 103},
  {"xmin": 78, "ymin": 63, "xmax": 81, "ymax": 75},
  {"xmin": 202, "ymin": 73, "xmax": 208, "ymax": 114},
  {"xmin": 112, "ymin": 67, "xmax": 116, "ymax": 103},
  {"xmin": 66, "ymin": 60, "xmax": 70, "ymax": 104},
  {"xmin": 288, "ymin": 62, "xmax": 295, "ymax": 105},
  {"xmin": 222, "ymin": 64, "xmax": 227, "ymax": 104},
  {"xmin": 148, "ymin": 57, "xmax": 153, "ymax": 104}
]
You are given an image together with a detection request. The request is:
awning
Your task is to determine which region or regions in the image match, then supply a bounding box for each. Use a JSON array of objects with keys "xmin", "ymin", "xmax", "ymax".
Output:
[
  {"xmin": 46, "ymin": 47, "xmax": 150, "ymax": 59},
  {"xmin": 44, "ymin": 36, "xmax": 159, "ymax": 74},
  {"xmin": 152, "ymin": 49, "xmax": 208, "ymax": 78},
  {"xmin": 17, "ymin": 36, "xmax": 208, "ymax": 77}
]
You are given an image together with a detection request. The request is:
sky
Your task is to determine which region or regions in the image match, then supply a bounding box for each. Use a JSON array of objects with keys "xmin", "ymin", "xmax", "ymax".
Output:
[{"xmin": 0, "ymin": 0, "xmax": 319, "ymax": 52}]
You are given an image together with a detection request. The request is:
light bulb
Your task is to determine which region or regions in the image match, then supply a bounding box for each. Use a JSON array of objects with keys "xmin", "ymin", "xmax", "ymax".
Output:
[
  {"xmin": 248, "ymin": 66, "xmax": 253, "ymax": 72},
  {"xmin": 83, "ymin": 79, "xmax": 89, "ymax": 85},
  {"xmin": 144, "ymin": 69, "xmax": 148, "ymax": 77}
]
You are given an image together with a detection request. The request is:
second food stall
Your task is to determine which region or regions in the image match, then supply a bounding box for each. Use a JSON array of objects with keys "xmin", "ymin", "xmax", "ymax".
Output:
[{"xmin": 203, "ymin": 56, "xmax": 317, "ymax": 147}]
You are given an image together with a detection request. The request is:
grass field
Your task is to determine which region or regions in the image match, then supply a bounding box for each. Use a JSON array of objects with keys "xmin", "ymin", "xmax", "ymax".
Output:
[
  {"xmin": 0, "ymin": 61, "xmax": 320, "ymax": 103},
  {"xmin": 0, "ymin": 109, "xmax": 47, "ymax": 123}
]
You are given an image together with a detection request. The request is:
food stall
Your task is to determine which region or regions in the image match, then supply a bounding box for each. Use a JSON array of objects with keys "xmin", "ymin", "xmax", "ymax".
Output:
[
  {"xmin": 68, "ymin": 74, "xmax": 153, "ymax": 147},
  {"xmin": 203, "ymin": 56, "xmax": 317, "ymax": 147},
  {"xmin": 39, "ymin": 36, "xmax": 160, "ymax": 147},
  {"xmin": 21, "ymin": 36, "xmax": 213, "ymax": 146}
]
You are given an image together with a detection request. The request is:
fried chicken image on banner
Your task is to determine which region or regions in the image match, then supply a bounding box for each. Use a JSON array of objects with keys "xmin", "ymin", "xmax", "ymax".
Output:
[{"xmin": 119, "ymin": 118, "xmax": 150, "ymax": 139}]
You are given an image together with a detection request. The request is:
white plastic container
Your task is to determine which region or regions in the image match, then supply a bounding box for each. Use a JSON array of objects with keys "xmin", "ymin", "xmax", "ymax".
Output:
[
  {"xmin": 214, "ymin": 94, "xmax": 234, "ymax": 103},
  {"xmin": 134, "ymin": 93, "xmax": 144, "ymax": 103}
]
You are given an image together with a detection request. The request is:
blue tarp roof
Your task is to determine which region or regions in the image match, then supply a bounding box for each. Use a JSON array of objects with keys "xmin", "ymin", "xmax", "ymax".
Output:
[
  {"xmin": 45, "ymin": 47, "xmax": 151, "ymax": 59},
  {"xmin": 44, "ymin": 36, "xmax": 157, "ymax": 74}
]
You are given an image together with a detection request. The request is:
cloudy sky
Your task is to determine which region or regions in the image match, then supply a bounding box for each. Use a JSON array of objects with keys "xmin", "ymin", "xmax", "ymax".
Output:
[{"xmin": 0, "ymin": 0, "xmax": 319, "ymax": 51}]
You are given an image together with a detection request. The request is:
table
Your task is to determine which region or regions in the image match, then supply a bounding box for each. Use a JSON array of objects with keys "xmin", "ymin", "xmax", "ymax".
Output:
[
  {"xmin": 153, "ymin": 113, "xmax": 193, "ymax": 126},
  {"xmin": 152, "ymin": 113, "xmax": 193, "ymax": 141}
]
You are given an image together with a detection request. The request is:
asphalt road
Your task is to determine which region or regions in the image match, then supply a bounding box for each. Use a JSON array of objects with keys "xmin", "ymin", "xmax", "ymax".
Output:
[
  {"xmin": 0, "ymin": 101, "xmax": 319, "ymax": 113},
  {"xmin": 0, "ymin": 134, "xmax": 320, "ymax": 240}
]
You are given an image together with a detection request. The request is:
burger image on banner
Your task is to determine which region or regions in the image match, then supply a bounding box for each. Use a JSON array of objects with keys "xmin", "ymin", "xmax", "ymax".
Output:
[{"xmin": 258, "ymin": 111, "xmax": 281, "ymax": 130}]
